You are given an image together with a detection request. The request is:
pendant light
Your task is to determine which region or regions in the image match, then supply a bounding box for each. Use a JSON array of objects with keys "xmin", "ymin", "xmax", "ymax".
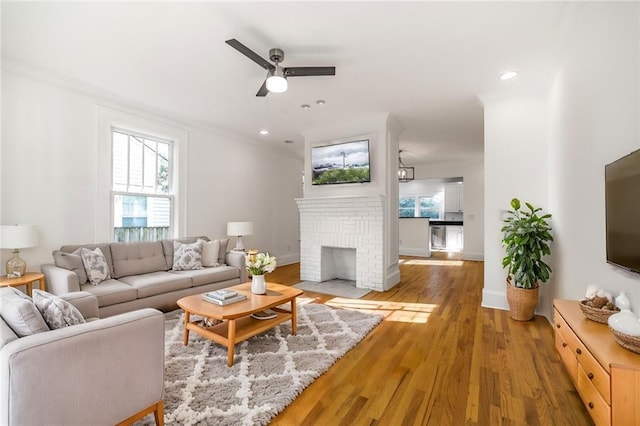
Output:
[{"xmin": 398, "ymin": 150, "xmax": 414, "ymax": 182}]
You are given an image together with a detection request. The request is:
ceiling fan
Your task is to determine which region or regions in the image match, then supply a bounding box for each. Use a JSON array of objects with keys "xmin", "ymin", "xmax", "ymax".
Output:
[{"xmin": 225, "ymin": 39, "xmax": 336, "ymax": 97}]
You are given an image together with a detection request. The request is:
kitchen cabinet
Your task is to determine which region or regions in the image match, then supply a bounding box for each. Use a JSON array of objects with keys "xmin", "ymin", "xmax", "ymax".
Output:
[
  {"xmin": 445, "ymin": 183, "xmax": 464, "ymax": 212},
  {"xmin": 445, "ymin": 225, "xmax": 463, "ymax": 250}
]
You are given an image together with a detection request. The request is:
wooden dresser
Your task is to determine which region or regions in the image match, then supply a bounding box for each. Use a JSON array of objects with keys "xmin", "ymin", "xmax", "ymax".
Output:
[{"xmin": 554, "ymin": 299, "xmax": 640, "ymax": 426}]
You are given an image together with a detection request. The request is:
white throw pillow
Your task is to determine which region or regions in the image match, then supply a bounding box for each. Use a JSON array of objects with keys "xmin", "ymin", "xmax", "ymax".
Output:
[
  {"xmin": 32, "ymin": 289, "xmax": 85, "ymax": 330},
  {"xmin": 80, "ymin": 247, "xmax": 111, "ymax": 285},
  {"xmin": 0, "ymin": 287, "xmax": 50, "ymax": 337},
  {"xmin": 172, "ymin": 240, "xmax": 204, "ymax": 271},
  {"xmin": 199, "ymin": 238, "xmax": 220, "ymax": 267}
]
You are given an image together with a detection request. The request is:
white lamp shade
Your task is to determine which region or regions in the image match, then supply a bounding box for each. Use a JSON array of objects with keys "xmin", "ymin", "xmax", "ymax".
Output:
[
  {"xmin": 227, "ymin": 221, "xmax": 254, "ymax": 237},
  {"xmin": 0, "ymin": 225, "xmax": 39, "ymax": 249}
]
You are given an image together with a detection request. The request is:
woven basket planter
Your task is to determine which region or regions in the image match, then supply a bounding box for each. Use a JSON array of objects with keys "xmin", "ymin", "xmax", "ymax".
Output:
[{"xmin": 506, "ymin": 280, "xmax": 539, "ymax": 321}]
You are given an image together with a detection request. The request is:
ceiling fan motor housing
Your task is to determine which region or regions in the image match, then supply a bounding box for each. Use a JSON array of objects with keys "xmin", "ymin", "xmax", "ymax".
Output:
[{"xmin": 269, "ymin": 48, "xmax": 284, "ymax": 64}]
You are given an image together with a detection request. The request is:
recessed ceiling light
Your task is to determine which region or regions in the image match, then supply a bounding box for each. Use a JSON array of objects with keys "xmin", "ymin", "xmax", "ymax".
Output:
[
  {"xmin": 301, "ymin": 104, "xmax": 311, "ymax": 109},
  {"xmin": 284, "ymin": 140, "xmax": 294, "ymax": 144},
  {"xmin": 316, "ymin": 99, "xmax": 326, "ymax": 105},
  {"xmin": 259, "ymin": 129, "xmax": 269, "ymax": 135},
  {"xmin": 500, "ymin": 71, "xmax": 518, "ymax": 80}
]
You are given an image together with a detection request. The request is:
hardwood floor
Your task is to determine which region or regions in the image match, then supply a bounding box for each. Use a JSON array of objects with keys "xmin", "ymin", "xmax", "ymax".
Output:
[{"xmin": 266, "ymin": 253, "xmax": 593, "ymax": 425}]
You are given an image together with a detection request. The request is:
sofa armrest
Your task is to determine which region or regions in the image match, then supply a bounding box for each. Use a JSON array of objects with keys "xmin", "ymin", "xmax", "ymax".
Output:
[
  {"xmin": 41, "ymin": 263, "xmax": 81, "ymax": 294},
  {"xmin": 226, "ymin": 251, "xmax": 247, "ymax": 283},
  {"xmin": 0, "ymin": 308, "xmax": 164, "ymax": 426},
  {"xmin": 61, "ymin": 291, "xmax": 99, "ymax": 320},
  {"xmin": 0, "ymin": 319, "xmax": 18, "ymax": 349}
]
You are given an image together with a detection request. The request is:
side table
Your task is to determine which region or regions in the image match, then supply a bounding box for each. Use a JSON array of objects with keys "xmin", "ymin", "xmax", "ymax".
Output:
[{"xmin": 0, "ymin": 272, "xmax": 45, "ymax": 297}]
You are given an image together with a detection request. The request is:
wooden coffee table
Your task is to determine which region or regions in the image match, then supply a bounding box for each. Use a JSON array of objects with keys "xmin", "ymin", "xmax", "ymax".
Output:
[{"xmin": 177, "ymin": 282, "xmax": 303, "ymax": 366}]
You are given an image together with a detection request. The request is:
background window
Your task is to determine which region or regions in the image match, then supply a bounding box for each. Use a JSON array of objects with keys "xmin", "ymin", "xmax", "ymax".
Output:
[
  {"xmin": 399, "ymin": 197, "xmax": 416, "ymax": 217},
  {"xmin": 112, "ymin": 129, "xmax": 173, "ymax": 242},
  {"xmin": 418, "ymin": 195, "xmax": 442, "ymax": 218},
  {"xmin": 399, "ymin": 193, "xmax": 443, "ymax": 218}
]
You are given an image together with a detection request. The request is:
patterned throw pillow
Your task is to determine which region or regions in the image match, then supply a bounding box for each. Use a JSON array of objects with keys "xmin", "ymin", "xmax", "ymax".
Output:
[
  {"xmin": 172, "ymin": 240, "xmax": 203, "ymax": 271},
  {"xmin": 32, "ymin": 289, "xmax": 85, "ymax": 330},
  {"xmin": 80, "ymin": 247, "xmax": 111, "ymax": 285},
  {"xmin": 199, "ymin": 238, "xmax": 220, "ymax": 267}
]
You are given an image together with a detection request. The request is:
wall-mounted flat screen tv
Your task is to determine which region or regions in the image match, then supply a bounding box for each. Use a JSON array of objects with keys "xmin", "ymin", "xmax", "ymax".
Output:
[
  {"xmin": 605, "ymin": 148, "xmax": 640, "ymax": 274},
  {"xmin": 311, "ymin": 139, "xmax": 371, "ymax": 185}
]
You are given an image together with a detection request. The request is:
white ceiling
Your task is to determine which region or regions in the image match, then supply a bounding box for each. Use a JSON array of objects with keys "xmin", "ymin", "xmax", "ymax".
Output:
[{"xmin": 2, "ymin": 1, "xmax": 568, "ymax": 164}]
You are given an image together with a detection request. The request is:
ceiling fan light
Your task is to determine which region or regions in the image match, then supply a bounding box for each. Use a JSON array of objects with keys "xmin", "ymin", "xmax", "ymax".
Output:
[{"xmin": 266, "ymin": 67, "xmax": 288, "ymax": 93}]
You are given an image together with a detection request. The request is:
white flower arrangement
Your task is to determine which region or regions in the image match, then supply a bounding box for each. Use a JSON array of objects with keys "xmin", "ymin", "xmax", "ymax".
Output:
[{"xmin": 246, "ymin": 252, "xmax": 277, "ymax": 276}]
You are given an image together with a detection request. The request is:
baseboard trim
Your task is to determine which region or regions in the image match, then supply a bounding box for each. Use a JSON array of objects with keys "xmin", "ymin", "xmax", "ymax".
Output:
[
  {"xmin": 399, "ymin": 248, "xmax": 431, "ymax": 257},
  {"xmin": 463, "ymin": 252, "xmax": 484, "ymax": 261},
  {"xmin": 384, "ymin": 265, "xmax": 401, "ymax": 291},
  {"xmin": 276, "ymin": 253, "xmax": 300, "ymax": 266},
  {"xmin": 481, "ymin": 288, "xmax": 509, "ymax": 311}
]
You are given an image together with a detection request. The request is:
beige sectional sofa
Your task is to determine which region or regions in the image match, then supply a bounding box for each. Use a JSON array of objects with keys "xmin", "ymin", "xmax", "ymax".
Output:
[
  {"xmin": 41, "ymin": 237, "xmax": 247, "ymax": 317},
  {"xmin": 0, "ymin": 288, "xmax": 165, "ymax": 425}
]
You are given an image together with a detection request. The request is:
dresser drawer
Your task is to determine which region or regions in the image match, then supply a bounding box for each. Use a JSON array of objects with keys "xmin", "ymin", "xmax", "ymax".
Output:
[
  {"xmin": 554, "ymin": 309, "xmax": 582, "ymax": 354},
  {"xmin": 575, "ymin": 339, "xmax": 611, "ymax": 405},
  {"xmin": 577, "ymin": 363, "xmax": 611, "ymax": 426},
  {"xmin": 555, "ymin": 326, "xmax": 578, "ymax": 383}
]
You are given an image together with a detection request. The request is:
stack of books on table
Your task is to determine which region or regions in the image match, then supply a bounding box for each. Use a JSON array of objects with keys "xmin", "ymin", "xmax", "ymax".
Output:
[{"xmin": 201, "ymin": 289, "xmax": 247, "ymax": 306}]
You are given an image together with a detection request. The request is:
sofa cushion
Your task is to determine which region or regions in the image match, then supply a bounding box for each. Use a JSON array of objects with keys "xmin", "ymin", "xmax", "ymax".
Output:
[
  {"xmin": 53, "ymin": 248, "xmax": 88, "ymax": 284},
  {"xmin": 110, "ymin": 241, "xmax": 168, "ymax": 278},
  {"xmin": 162, "ymin": 236, "xmax": 208, "ymax": 269},
  {"xmin": 218, "ymin": 238, "xmax": 230, "ymax": 265},
  {"xmin": 0, "ymin": 287, "xmax": 50, "ymax": 337},
  {"xmin": 32, "ymin": 289, "xmax": 85, "ymax": 330},
  {"xmin": 118, "ymin": 271, "xmax": 192, "ymax": 298},
  {"xmin": 172, "ymin": 240, "xmax": 203, "ymax": 271},
  {"xmin": 169, "ymin": 265, "xmax": 240, "ymax": 287},
  {"xmin": 199, "ymin": 238, "xmax": 220, "ymax": 267},
  {"xmin": 61, "ymin": 243, "xmax": 114, "ymax": 277},
  {"xmin": 81, "ymin": 247, "xmax": 112, "ymax": 285},
  {"xmin": 80, "ymin": 279, "xmax": 138, "ymax": 307}
]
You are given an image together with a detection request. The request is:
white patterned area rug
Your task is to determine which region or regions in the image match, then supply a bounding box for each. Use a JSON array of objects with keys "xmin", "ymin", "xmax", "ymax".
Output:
[{"xmin": 136, "ymin": 303, "xmax": 383, "ymax": 426}]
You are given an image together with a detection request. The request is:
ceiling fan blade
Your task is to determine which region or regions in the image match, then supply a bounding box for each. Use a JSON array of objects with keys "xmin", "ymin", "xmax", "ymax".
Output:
[
  {"xmin": 256, "ymin": 80, "xmax": 269, "ymax": 97},
  {"xmin": 225, "ymin": 39, "xmax": 274, "ymax": 71},
  {"xmin": 284, "ymin": 66, "xmax": 336, "ymax": 77}
]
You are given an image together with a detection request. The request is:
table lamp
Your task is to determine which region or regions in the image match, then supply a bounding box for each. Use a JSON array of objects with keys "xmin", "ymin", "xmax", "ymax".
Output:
[
  {"xmin": 0, "ymin": 224, "xmax": 39, "ymax": 277},
  {"xmin": 226, "ymin": 221, "xmax": 253, "ymax": 251}
]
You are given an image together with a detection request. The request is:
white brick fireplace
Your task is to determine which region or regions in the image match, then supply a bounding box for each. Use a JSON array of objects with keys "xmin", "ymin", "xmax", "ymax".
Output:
[{"xmin": 296, "ymin": 196, "xmax": 385, "ymax": 291}]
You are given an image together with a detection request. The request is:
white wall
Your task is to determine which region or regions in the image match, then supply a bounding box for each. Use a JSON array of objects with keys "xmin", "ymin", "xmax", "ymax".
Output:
[
  {"xmin": 482, "ymin": 2, "xmax": 639, "ymax": 320},
  {"xmin": 482, "ymin": 95, "xmax": 550, "ymax": 314},
  {"xmin": 548, "ymin": 3, "xmax": 640, "ymax": 312},
  {"xmin": 413, "ymin": 158, "xmax": 484, "ymax": 261},
  {"xmin": 0, "ymin": 69, "xmax": 303, "ymax": 271}
]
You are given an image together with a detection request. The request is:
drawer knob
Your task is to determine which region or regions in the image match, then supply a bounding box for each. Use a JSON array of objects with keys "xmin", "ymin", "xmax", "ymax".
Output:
[
  {"xmin": 576, "ymin": 348, "xmax": 582, "ymax": 355},
  {"xmin": 556, "ymin": 324, "xmax": 561, "ymax": 328},
  {"xmin": 562, "ymin": 342, "xmax": 567, "ymax": 348},
  {"xmin": 588, "ymin": 372, "xmax": 594, "ymax": 380},
  {"xmin": 588, "ymin": 402, "xmax": 594, "ymax": 409}
]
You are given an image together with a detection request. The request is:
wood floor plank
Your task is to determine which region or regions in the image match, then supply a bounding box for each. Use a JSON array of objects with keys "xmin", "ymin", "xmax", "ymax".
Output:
[{"xmin": 265, "ymin": 254, "xmax": 593, "ymax": 425}]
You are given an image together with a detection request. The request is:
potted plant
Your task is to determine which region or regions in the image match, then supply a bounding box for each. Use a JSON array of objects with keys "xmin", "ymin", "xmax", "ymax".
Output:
[{"xmin": 501, "ymin": 198, "xmax": 553, "ymax": 321}]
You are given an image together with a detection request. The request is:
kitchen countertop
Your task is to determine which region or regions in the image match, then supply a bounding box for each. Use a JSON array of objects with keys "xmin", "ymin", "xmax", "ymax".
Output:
[
  {"xmin": 427, "ymin": 220, "xmax": 464, "ymax": 226},
  {"xmin": 398, "ymin": 218, "xmax": 463, "ymax": 226}
]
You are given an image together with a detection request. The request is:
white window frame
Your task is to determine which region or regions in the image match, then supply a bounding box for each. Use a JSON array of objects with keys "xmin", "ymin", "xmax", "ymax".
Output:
[{"xmin": 97, "ymin": 107, "xmax": 187, "ymax": 242}]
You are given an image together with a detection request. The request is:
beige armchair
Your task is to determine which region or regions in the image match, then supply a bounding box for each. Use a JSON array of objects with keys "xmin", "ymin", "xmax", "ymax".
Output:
[{"xmin": 0, "ymin": 291, "xmax": 164, "ymax": 426}]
